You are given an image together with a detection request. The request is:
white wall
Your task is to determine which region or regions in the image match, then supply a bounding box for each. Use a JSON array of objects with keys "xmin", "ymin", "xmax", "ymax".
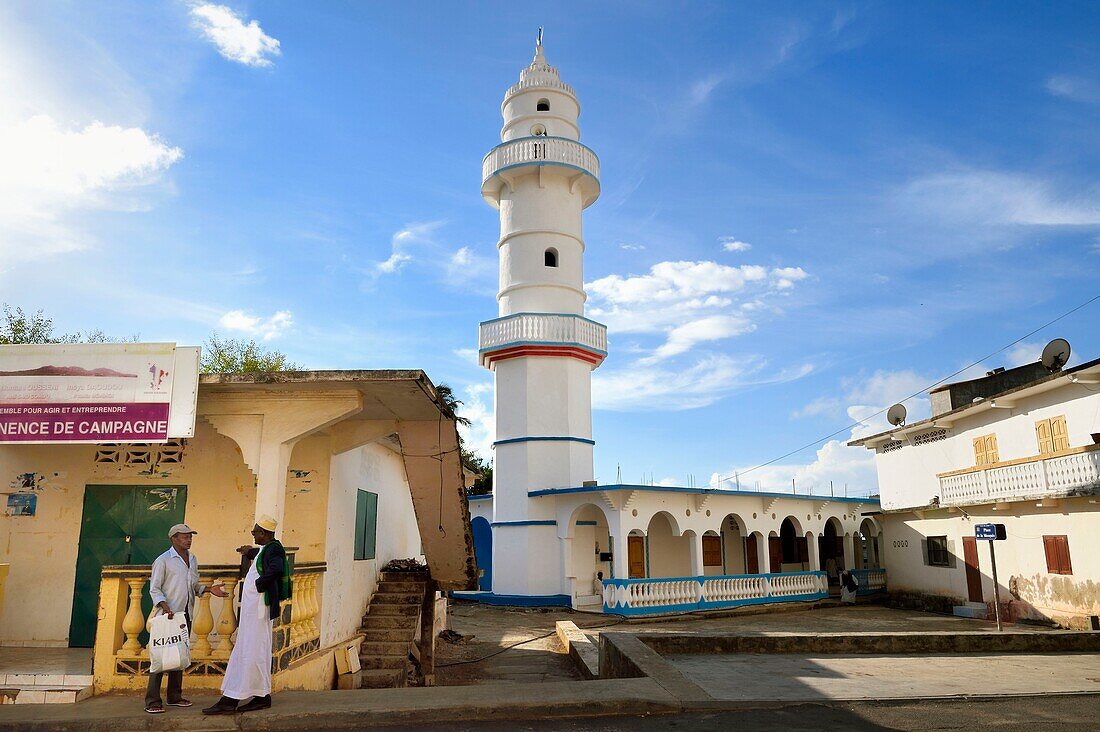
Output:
[
  {"xmin": 875, "ymin": 381, "xmax": 1100, "ymax": 510},
  {"xmin": 882, "ymin": 499, "xmax": 1100, "ymax": 627},
  {"xmin": 322, "ymin": 442, "xmax": 422, "ymax": 646}
]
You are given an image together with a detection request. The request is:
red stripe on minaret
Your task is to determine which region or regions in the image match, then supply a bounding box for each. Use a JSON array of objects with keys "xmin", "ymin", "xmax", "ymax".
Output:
[{"xmin": 482, "ymin": 344, "xmax": 605, "ymax": 368}]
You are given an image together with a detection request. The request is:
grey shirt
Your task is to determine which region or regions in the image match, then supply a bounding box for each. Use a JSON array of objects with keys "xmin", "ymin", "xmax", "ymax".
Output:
[{"xmin": 149, "ymin": 547, "xmax": 207, "ymax": 618}]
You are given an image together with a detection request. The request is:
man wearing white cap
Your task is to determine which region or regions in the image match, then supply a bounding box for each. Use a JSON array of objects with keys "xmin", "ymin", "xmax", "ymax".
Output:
[
  {"xmin": 144, "ymin": 524, "xmax": 227, "ymax": 714},
  {"xmin": 203, "ymin": 515, "xmax": 288, "ymax": 715}
]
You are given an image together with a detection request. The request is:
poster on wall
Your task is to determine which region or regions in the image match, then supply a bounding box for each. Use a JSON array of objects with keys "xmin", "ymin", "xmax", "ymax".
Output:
[
  {"xmin": 6, "ymin": 494, "xmax": 37, "ymax": 516},
  {"xmin": 0, "ymin": 343, "xmax": 200, "ymax": 444}
]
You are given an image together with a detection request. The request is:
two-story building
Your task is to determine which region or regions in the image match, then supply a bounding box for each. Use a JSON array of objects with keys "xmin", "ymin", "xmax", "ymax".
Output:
[{"xmin": 851, "ymin": 357, "xmax": 1100, "ymax": 628}]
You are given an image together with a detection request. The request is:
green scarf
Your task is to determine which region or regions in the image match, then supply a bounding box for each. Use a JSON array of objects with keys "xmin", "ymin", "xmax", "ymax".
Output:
[{"xmin": 255, "ymin": 540, "xmax": 292, "ymax": 606}]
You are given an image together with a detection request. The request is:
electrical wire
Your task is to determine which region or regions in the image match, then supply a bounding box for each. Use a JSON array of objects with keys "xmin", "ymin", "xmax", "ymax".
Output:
[{"xmin": 713, "ymin": 292, "xmax": 1100, "ymax": 486}]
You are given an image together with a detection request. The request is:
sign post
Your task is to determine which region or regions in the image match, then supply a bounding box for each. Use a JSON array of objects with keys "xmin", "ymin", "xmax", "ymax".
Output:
[{"xmin": 974, "ymin": 523, "xmax": 1007, "ymax": 631}]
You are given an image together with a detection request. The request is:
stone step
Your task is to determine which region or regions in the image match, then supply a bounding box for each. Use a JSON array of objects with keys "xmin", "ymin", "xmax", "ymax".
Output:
[
  {"xmin": 358, "ymin": 655, "xmax": 408, "ymax": 670},
  {"xmin": 371, "ymin": 592, "xmax": 423, "ymax": 605},
  {"xmin": 953, "ymin": 604, "xmax": 990, "ymax": 619},
  {"xmin": 358, "ymin": 641, "xmax": 410, "ymax": 657},
  {"xmin": 360, "ymin": 628, "xmax": 416, "ymax": 643},
  {"xmin": 367, "ymin": 604, "xmax": 420, "ymax": 617},
  {"xmin": 376, "ymin": 581, "xmax": 426, "ymax": 593},
  {"xmin": 0, "ymin": 685, "xmax": 93, "ymax": 704},
  {"xmin": 379, "ymin": 571, "xmax": 429, "ymax": 583},
  {"xmin": 360, "ymin": 615, "xmax": 418, "ymax": 630},
  {"xmin": 359, "ymin": 669, "xmax": 405, "ymax": 689}
]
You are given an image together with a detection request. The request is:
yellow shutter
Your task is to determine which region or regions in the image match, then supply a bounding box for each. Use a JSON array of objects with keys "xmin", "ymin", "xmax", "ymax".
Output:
[
  {"xmin": 973, "ymin": 436, "xmax": 987, "ymax": 466},
  {"xmin": 1051, "ymin": 416, "xmax": 1069, "ymax": 452},
  {"xmin": 1035, "ymin": 419, "xmax": 1054, "ymax": 455},
  {"xmin": 985, "ymin": 434, "xmax": 999, "ymax": 464}
]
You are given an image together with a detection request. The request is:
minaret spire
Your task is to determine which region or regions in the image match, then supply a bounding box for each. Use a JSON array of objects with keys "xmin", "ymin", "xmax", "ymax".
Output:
[{"xmin": 534, "ymin": 27, "xmax": 546, "ymax": 64}]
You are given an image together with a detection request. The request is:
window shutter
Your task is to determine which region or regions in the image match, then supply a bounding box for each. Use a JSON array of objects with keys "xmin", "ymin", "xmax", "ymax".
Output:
[
  {"xmin": 973, "ymin": 437, "xmax": 986, "ymax": 466},
  {"xmin": 362, "ymin": 491, "xmax": 378, "ymax": 561},
  {"xmin": 921, "ymin": 539, "xmax": 929, "ymax": 566},
  {"xmin": 1059, "ymin": 538, "xmax": 1072, "ymax": 575},
  {"xmin": 1051, "ymin": 416, "xmax": 1069, "ymax": 452},
  {"xmin": 1043, "ymin": 536, "xmax": 1057, "ymax": 573},
  {"xmin": 1035, "ymin": 419, "xmax": 1054, "ymax": 455},
  {"xmin": 986, "ymin": 434, "xmax": 999, "ymax": 464},
  {"xmin": 354, "ymin": 490, "xmax": 368, "ymax": 560}
]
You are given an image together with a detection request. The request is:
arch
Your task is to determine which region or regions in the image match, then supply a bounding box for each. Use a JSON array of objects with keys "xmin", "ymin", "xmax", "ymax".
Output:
[
  {"xmin": 858, "ymin": 517, "xmax": 882, "ymax": 569},
  {"xmin": 746, "ymin": 531, "xmax": 765, "ymax": 574},
  {"xmin": 646, "ymin": 512, "xmax": 691, "ymax": 578},
  {"xmin": 544, "ymin": 247, "xmax": 559, "ymax": 267},
  {"xmin": 819, "ymin": 516, "xmax": 844, "ymax": 581},
  {"xmin": 536, "ymin": 98, "xmax": 550, "ymax": 112},
  {"xmin": 565, "ymin": 503, "xmax": 611, "ymax": 595},
  {"xmin": 718, "ymin": 513, "xmax": 749, "ymax": 575},
  {"xmin": 471, "ymin": 516, "xmax": 492, "ymax": 591},
  {"xmin": 777, "ymin": 517, "xmax": 807, "ymax": 571}
]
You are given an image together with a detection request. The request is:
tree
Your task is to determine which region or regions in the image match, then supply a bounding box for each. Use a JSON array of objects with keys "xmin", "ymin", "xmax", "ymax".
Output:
[
  {"xmin": 436, "ymin": 382, "xmax": 493, "ymax": 495},
  {"xmin": 200, "ymin": 333, "xmax": 302, "ymax": 374},
  {"xmin": 0, "ymin": 304, "xmax": 135, "ymax": 344}
]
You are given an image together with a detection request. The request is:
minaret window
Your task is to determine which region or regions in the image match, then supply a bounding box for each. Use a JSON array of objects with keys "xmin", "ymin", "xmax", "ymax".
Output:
[
  {"xmin": 536, "ymin": 98, "xmax": 550, "ymax": 112},
  {"xmin": 544, "ymin": 248, "xmax": 559, "ymax": 267}
]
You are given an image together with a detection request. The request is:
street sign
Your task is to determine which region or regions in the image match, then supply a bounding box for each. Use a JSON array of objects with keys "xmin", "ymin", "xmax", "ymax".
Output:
[{"xmin": 975, "ymin": 523, "xmax": 1006, "ymax": 541}]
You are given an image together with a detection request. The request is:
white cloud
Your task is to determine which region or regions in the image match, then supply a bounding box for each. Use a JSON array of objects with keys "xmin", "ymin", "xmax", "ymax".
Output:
[
  {"xmin": 901, "ymin": 170, "xmax": 1100, "ymax": 226},
  {"xmin": 720, "ymin": 238, "xmax": 752, "ymax": 252},
  {"xmin": 452, "ymin": 348, "xmax": 479, "ymax": 365},
  {"xmin": 710, "ymin": 438, "xmax": 878, "ymax": 498},
  {"xmin": 1004, "ymin": 341, "xmax": 1042, "ymax": 368},
  {"xmin": 219, "ymin": 309, "xmax": 293, "ymax": 340},
  {"xmin": 593, "ymin": 355, "xmax": 813, "ymax": 412},
  {"xmin": 0, "ymin": 115, "xmax": 183, "ymax": 258},
  {"xmin": 1046, "ymin": 75, "xmax": 1100, "ymax": 104},
  {"xmin": 373, "ymin": 221, "xmax": 444, "ymax": 275},
  {"xmin": 456, "ymin": 383, "xmax": 494, "ymax": 460},
  {"xmin": 646, "ymin": 315, "xmax": 753, "ymax": 362},
  {"xmin": 450, "ymin": 247, "xmax": 473, "ymax": 267},
  {"xmin": 688, "ymin": 74, "xmax": 724, "ymax": 106},
  {"xmin": 190, "ymin": 4, "xmax": 281, "ymax": 67},
  {"xmin": 375, "ymin": 252, "xmax": 412, "ymax": 274},
  {"xmin": 619, "ymin": 243, "xmax": 646, "ymax": 251}
]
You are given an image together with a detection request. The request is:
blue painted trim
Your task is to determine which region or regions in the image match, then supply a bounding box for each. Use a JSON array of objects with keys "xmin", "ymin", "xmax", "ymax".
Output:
[
  {"xmin": 479, "ymin": 341, "xmax": 608, "ymax": 356},
  {"xmin": 480, "ymin": 311, "xmax": 606, "ymax": 329},
  {"xmin": 528, "ymin": 483, "xmax": 880, "ymax": 504},
  {"xmin": 576, "ymin": 520, "xmax": 598, "ymax": 526},
  {"xmin": 467, "ymin": 494, "xmax": 493, "ymax": 501},
  {"xmin": 484, "ymin": 135, "xmax": 599, "ymax": 158},
  {"xmin": 452, "ymin": 591, "xmax": 572, "ymax": 608},
  {"xmin": 487, "ymin": 160, "xmax": 599, "ymax": 184},
  {"xmin": 494, "ymin": 436, "xmax": 596, "ymax": 447},
  {"xmin": 490, "ymin": 520, "xmax": 557, "ymax": 527}
]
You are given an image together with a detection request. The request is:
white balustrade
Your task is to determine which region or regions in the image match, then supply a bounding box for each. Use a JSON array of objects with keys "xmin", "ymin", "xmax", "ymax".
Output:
[
  {"xmin": 506, "ymin": 75, "xmax": 576, "ymax": 100},
  {"xmin": 603, "ymin": 572, "xmax": 828, "ymax": 615},
  {"xmin": 701, "ymin": 576, "xmax": 767, "ymax": 603},
  {"xmin": 483, "ymin": 137, "xmax": 599, "ymax": 184},
  {"xmin": 940, "ymin": 446, "xmax": 1100, "ymax": 506},
  {"xmin": 479, "ymin": 313, "xmax": 607, "ymax": 354}
]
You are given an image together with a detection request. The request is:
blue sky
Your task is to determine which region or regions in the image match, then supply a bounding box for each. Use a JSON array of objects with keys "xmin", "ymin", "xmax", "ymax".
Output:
[{"xmin": 2, "ymin": 2, "xmax": 1099, "ymax": 496}]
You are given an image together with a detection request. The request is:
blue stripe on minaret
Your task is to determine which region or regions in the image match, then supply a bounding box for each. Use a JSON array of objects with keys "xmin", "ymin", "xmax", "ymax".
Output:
[{"xmin": 492, "ymin": 436, "xmax": 596, "ymax": 448}]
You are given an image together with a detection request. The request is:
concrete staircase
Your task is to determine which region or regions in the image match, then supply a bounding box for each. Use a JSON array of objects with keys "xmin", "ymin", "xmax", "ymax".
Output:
[
  {"xmin": 953, "ymin": 601, "xmax": 990, "ymax": 620},
  {"xmin": 357, "ymin": 571, "xmax": 429, "ymax": 689}
]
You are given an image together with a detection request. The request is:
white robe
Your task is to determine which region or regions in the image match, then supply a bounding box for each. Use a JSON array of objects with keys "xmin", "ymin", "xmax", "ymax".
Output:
[{"xmin": 221, "ymin": 558, "xmax": 273, "ymax": 699}]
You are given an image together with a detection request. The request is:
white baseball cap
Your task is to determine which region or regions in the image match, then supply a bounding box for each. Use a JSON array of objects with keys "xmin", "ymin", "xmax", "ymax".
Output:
[{"xmin": 168, "ymin": 523, "xmax": 197, "ymax": 538}]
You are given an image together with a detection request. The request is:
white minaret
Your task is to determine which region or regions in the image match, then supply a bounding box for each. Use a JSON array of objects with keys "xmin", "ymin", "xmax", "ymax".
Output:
[{"xmin": 478, "ymin": 34, "xmax": 606, "ymax": 598}]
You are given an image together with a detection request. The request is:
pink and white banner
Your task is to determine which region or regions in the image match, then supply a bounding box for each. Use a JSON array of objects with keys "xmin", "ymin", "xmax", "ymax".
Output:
[{"xmin": 0, "ymin": 343, "xmax": 199, "ymax": 444}]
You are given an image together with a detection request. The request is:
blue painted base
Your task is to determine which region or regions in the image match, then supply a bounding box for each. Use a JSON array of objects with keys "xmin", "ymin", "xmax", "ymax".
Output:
[{"xmin": 452, "ymin": 591, "xmax": 572, "ymax": 608}]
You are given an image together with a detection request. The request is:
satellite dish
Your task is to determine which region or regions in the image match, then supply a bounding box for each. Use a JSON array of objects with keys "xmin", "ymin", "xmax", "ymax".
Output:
[
  {"xmin": 887, "ymin": 403, "xmax": 907, "ymax": 427},
  {"xmin": 1041, "ymin": 338, "xmax": 1071, "ymax": 372}
]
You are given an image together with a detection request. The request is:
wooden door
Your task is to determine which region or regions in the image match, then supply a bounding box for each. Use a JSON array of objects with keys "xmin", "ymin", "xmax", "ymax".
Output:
[
  {"xmin": 962, "ymin": 536, "xmax": 983, "ymax": 603},
  {"xmin": 702, "ymin": 535, "xmax": 722, "ymax": 569},
  {"xmin": 768, "ymin": 536, "xmax": 783, "ymax": 573},
  {"xmin": 745, "ymin": 537, "xmax": 759, "ymax": 574},
  {"xmin": 627, "ymin": 535, "xmax": 646, "ymax": 578}
]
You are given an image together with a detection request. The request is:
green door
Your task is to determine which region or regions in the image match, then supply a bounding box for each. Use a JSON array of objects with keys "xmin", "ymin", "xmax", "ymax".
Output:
[{"xmin": 68, "ymin": 485, "xmax": 187, "ymax": 648}]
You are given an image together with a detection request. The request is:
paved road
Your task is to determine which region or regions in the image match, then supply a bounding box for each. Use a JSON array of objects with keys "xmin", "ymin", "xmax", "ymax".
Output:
[{"xmin": 365, "ymin": 694, "xmax": 1100, "ymax": 731}]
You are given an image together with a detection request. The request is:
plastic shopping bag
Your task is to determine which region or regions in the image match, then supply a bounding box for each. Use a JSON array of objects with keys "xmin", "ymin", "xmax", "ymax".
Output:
[{"xmin": 148, "ymin": 612, "xmax": 191, "ymax": 674}]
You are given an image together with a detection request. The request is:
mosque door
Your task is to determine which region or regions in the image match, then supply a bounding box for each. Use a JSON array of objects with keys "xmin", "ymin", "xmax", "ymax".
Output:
[
  {"xmin": 470, "ymin": 517, "xmax": 492, "ymax": 591},
  {"xmin": 745, "ymin": 537, "xmax": 759, "ymax": 574},
  {"xmin": 627, "ymin": 536, "xmax": 646, "ymax": 578},
  {"xmin": 68, "ymin": 485, "xmax": 187, "ymax": 648},
  {"xmin": 768, "ymin": 537, "xmax": 783, "ymax": 573}
]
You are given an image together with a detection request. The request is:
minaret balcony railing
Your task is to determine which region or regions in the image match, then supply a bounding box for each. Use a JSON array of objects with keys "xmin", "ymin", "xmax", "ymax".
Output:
[
  {"xmin": 479, "ymin": 312, "xmax": 607, "ymax": 369},
  {"xmin": 482, "ymin": 136, "xmax": 600, "ymax": 185},
  {"xmin": 505, "ymin": 75, "xmax": 576, "ymax": 101}
]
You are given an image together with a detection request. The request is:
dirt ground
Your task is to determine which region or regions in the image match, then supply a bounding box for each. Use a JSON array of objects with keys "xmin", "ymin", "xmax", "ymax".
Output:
[{"xmin": 434, "ymin": 600, "xmax": 1025, "ymax": 686}]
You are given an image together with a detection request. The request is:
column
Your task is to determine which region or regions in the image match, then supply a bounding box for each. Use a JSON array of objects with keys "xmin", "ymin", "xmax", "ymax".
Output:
[
  {"xmin": 611, "ymin": 531, "xmax": 629, "ymax": 580},
  {"xmin": 805, "ymin": 532, "xmax": 819, "ymax": 573},
  {"xmin": 254, "ymin": 441, "xmax": 294, "ymax": 531},
  {"xmin": 842, "ymin": 533, "xmax": 856, "ymax": 572},
  {"xmin": 688, "ymin": 532, "xmax": 704, "ymax": 577}
]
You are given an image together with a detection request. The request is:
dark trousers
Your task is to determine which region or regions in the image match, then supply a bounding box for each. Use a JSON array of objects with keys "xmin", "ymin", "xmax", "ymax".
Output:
[{"xmin": 145, "ymin": 612, "xmax": 191, "ymax": 706}]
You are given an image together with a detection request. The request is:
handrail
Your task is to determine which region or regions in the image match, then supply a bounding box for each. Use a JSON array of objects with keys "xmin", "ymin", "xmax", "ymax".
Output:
[
  {"xmin": 482, "ymin": 136, "xmax": 600, "ymax": 184},
  {"xmin": 939, "ymin": 447, "xmax": 1100, "ymax": 505},
  {"xmin": 602, "ymin": 571, "xmax": 829, "ymax": 616}
]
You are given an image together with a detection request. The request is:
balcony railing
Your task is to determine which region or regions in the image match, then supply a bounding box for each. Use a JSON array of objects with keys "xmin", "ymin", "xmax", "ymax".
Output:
[
  {"xmin": 938, "ymin": 445, "xmax": 1100, "ymax": 506},
  {"xmin": 482, "ymin": 136, "xmax": 599, "ymax": 185},
  {"xmin": 93, "ymin": 561, "xmax": 324, "ymax": 692},
  {"xmin": 479, "ymin": 312, "xmax": 607, "ymax": 355},
  {"xmin": 849, "ymin": 568, "xmax": 887, "ymax": 596},
  {"xmin": 602, "ymin": 571, "xmax": 829, "ymax": 616}
]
